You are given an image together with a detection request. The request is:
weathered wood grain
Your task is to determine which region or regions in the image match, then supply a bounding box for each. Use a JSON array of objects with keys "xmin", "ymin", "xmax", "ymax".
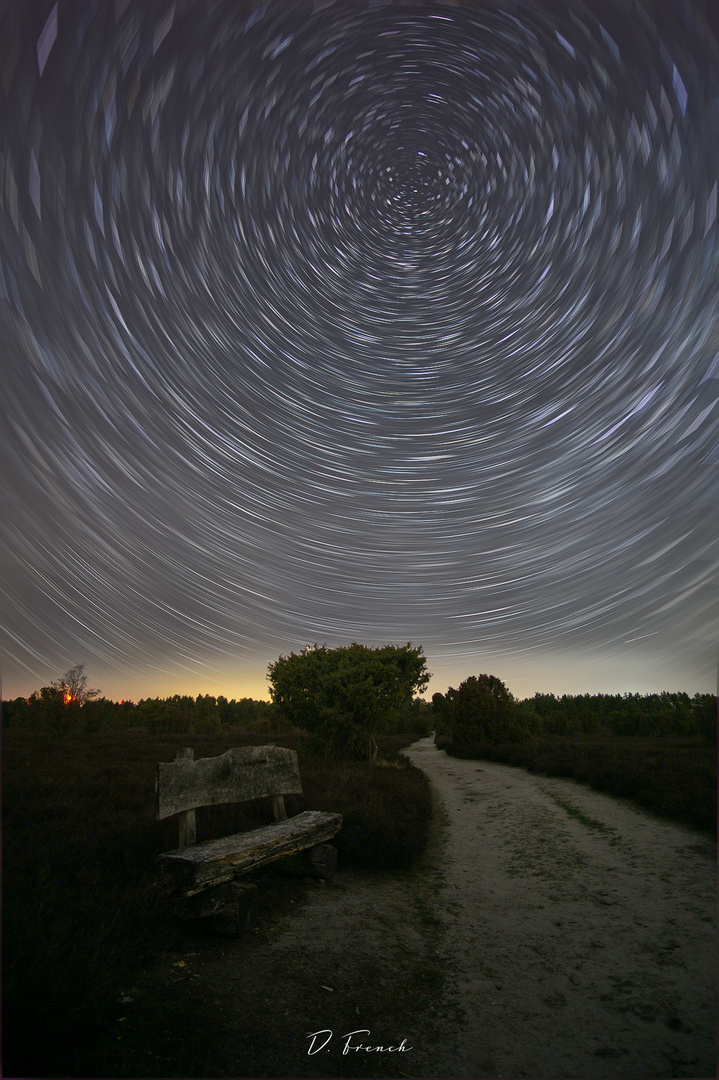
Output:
[
  {"xmin": 273, "ymin": 843, "xmax": 339, "ymax": 880},
  {"xmin": 271, "ymin": 793, "xmax": 287, "ymax": 821},
  {"xmin": 156, "ymin": 744, "xmax": 304, "ymax": 820},
  {"xmin": 175, "ymin": 748, "xmax": 196, "ymax": 847},
  {"xmin": 159, "ymin": 809, "xmax": 342, "ymax": 894}
]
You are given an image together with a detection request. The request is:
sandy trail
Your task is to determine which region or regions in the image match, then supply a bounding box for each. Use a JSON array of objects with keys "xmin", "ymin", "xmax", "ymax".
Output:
[{"xmin": 401, "ymin": 737, "xmax": 716, "ymax": 1079}]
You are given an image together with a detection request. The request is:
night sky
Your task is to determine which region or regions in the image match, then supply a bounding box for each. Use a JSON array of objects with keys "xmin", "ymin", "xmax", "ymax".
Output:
[{"xmin": 1, "ymin": 0, "xmax": 717, "ymax": 704}]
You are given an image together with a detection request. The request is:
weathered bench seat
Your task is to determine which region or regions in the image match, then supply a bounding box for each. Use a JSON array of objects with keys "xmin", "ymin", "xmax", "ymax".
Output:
[{"xmin": 159, "ymin": 808, "xmax": 343, "ymax": 894}]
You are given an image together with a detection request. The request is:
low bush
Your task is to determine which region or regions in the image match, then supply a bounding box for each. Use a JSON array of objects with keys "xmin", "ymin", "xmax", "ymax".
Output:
[
  {"xmin": 300, "ymin": 758, "xmax": 432, "ymax": 868},
  {"xmin": 3, "ymin": 729, "xmax": 430, "ymax": 1078},
  {"xmin": 440, "ymin": 734, "xmax": 716, "ymax": 833}
]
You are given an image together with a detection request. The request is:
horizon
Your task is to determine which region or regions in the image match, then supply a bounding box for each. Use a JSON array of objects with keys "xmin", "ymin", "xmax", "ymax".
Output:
[{"xmin": 2, "ymin": 643, "xmax": 716, "ymax": 704}]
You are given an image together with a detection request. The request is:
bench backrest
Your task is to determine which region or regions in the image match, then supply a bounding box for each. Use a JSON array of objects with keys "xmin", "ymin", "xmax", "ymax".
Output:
[{"xmin": 156, "ymin": 745, "xmax": 304, "ymax": 848}]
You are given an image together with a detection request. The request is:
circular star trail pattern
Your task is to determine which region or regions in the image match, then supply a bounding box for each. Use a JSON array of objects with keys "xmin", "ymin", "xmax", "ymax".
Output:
[{"xmin": 1, "ymin": 0, "xmax": 718, "ymax": 693}]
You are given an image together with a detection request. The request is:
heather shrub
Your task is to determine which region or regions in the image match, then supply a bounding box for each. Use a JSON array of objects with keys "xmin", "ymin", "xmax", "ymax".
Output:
[{"xmin": 299, "ymin": 758, "xmax": 432, "ymax": 868}]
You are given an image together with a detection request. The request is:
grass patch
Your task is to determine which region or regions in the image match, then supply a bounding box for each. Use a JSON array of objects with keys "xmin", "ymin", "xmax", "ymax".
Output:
[
  {"xmin": 3, "ymin": 729, "xmax": 431, "ymax": 1078},
  {"xmin": 440, "ymin": 734, "xmax": 716, "ymax": 835},
  {"xmin": 545, "ymin": 792, "xmax": 622, "ymax": 842}
]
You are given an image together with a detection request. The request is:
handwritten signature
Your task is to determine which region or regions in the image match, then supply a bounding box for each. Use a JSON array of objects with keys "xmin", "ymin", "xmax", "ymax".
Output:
[{"xmin": 307, "ymin": 1029, "xmax": 413, "ymax": 1056}]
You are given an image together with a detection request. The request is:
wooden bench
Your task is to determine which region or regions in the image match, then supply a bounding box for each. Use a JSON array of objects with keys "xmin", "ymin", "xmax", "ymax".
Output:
[{"xmin": 156, "ymin": 745, "xmax": 342, "ymax": 933}]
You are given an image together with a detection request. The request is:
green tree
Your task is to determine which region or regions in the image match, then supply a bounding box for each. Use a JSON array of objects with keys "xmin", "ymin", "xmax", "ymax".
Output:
[
  {"xmin": 693, "ymin": 693, "xmax": 717, "ymax": 743},
  {"xmin": 432, "ymin": 691, "xmax": 453, "ymax": 735},
  {"xmin": 267, "ymin": 642, "xmax": 430, "ymax": 761},
  {"xmin": 400, "ymin": 696, "xmax": 433, "ymax": 735},
  {"xmin": 515, "ymin": 696, "xmax": 542, "ymax": 735},
  {"xmin": 449, "ymin": 673, "xmax": 528, "ymax": 747},
  {"xmin": 28, "ymin": 684, "xmax": 67, "ymax": 733},
  {"xmin": 194, "ymin": 694, "xmax": 222, "ymax": 733},
  {"xmin": 136, "ymin": 697, "xmax": 165, "ymax": 735},
  {"xmin": 229, "ymin": 697, "xmax": 277, "ymax": 730}
]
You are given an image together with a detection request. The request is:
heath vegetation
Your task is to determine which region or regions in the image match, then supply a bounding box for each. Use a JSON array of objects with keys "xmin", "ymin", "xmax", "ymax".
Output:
[{"xmin": 3, "ymin": 727, "xmax": 431, "ymax": 1077}]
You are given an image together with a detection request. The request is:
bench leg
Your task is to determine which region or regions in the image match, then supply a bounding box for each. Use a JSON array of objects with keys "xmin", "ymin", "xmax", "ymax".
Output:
[
  {"xmin": 179, "ymin": 882, "xmax": 259, "ymax": 938},
  {"xmin": 272, "ymin": 843, "xmax": 338, "ymax": 881}
]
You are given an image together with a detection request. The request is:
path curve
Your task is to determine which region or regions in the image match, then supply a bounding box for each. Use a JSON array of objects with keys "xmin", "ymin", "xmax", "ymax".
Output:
[{"xmin": 401, "ymin": 737, "xmax": 716, "ymax": 1079}]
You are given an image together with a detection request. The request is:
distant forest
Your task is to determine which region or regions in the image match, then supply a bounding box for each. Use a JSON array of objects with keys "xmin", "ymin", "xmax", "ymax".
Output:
[
  {"xmin": 510, "ymin": 689, "xmax": 715, "ymax": 740},
  {"xmin": 2, "ymin": 684, "xmax": 716, "ymax": 741},
  {"xmin": 1, "ymin": 691, "xmax": 278, "ymax": 735},
  {"xmin": 433, "ymin": 686, "xmax": 716, "ymax": 743}
]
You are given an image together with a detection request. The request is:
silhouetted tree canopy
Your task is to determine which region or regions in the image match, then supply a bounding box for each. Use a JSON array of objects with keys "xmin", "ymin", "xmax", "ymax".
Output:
[
  {"xmin": 445, "ymin": 673, "xmax": 531, "ymax": 746},
  {"xmin": 267, "ymin": 641, "xmax": 430, "ymax": 760},
  {"xmin": 52, "ymin": 663, "xmax": 100, "ymax": 709}
]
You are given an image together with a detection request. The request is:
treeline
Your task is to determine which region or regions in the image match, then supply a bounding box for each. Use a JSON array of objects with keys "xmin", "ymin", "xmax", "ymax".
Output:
[
  {"xmin": 1, "ymin": 692, "xmax": 279, "ymax": 735},
  {"xmin": 433, "ymin": 683, "xmax": 717, "ymax": 744},
  {"xmin": 3, "ymin": 666, "xmax": 715, "ymax": 743},
  {"xmin": 2, "ymin": 688, "xmax": 434, "ymax": 737},
  {"xmin": 519, "ymin": 690, "xmax": 716, "ymax": 740}
]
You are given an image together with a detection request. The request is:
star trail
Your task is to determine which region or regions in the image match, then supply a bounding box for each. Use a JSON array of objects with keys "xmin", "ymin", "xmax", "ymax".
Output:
[{"xmin": 1, "ymin": 0, "xmax": 717, "ymax": 702}]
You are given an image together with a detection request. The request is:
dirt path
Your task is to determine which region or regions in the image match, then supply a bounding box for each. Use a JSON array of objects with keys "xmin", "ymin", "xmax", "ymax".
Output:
[
  {"xmin": 401, "ymin": 738, "xmax": 716, "ymax": 1079},
  {"xmin": 103, "ymin": 739, "xmax": 716, "ymax": 1079}
]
